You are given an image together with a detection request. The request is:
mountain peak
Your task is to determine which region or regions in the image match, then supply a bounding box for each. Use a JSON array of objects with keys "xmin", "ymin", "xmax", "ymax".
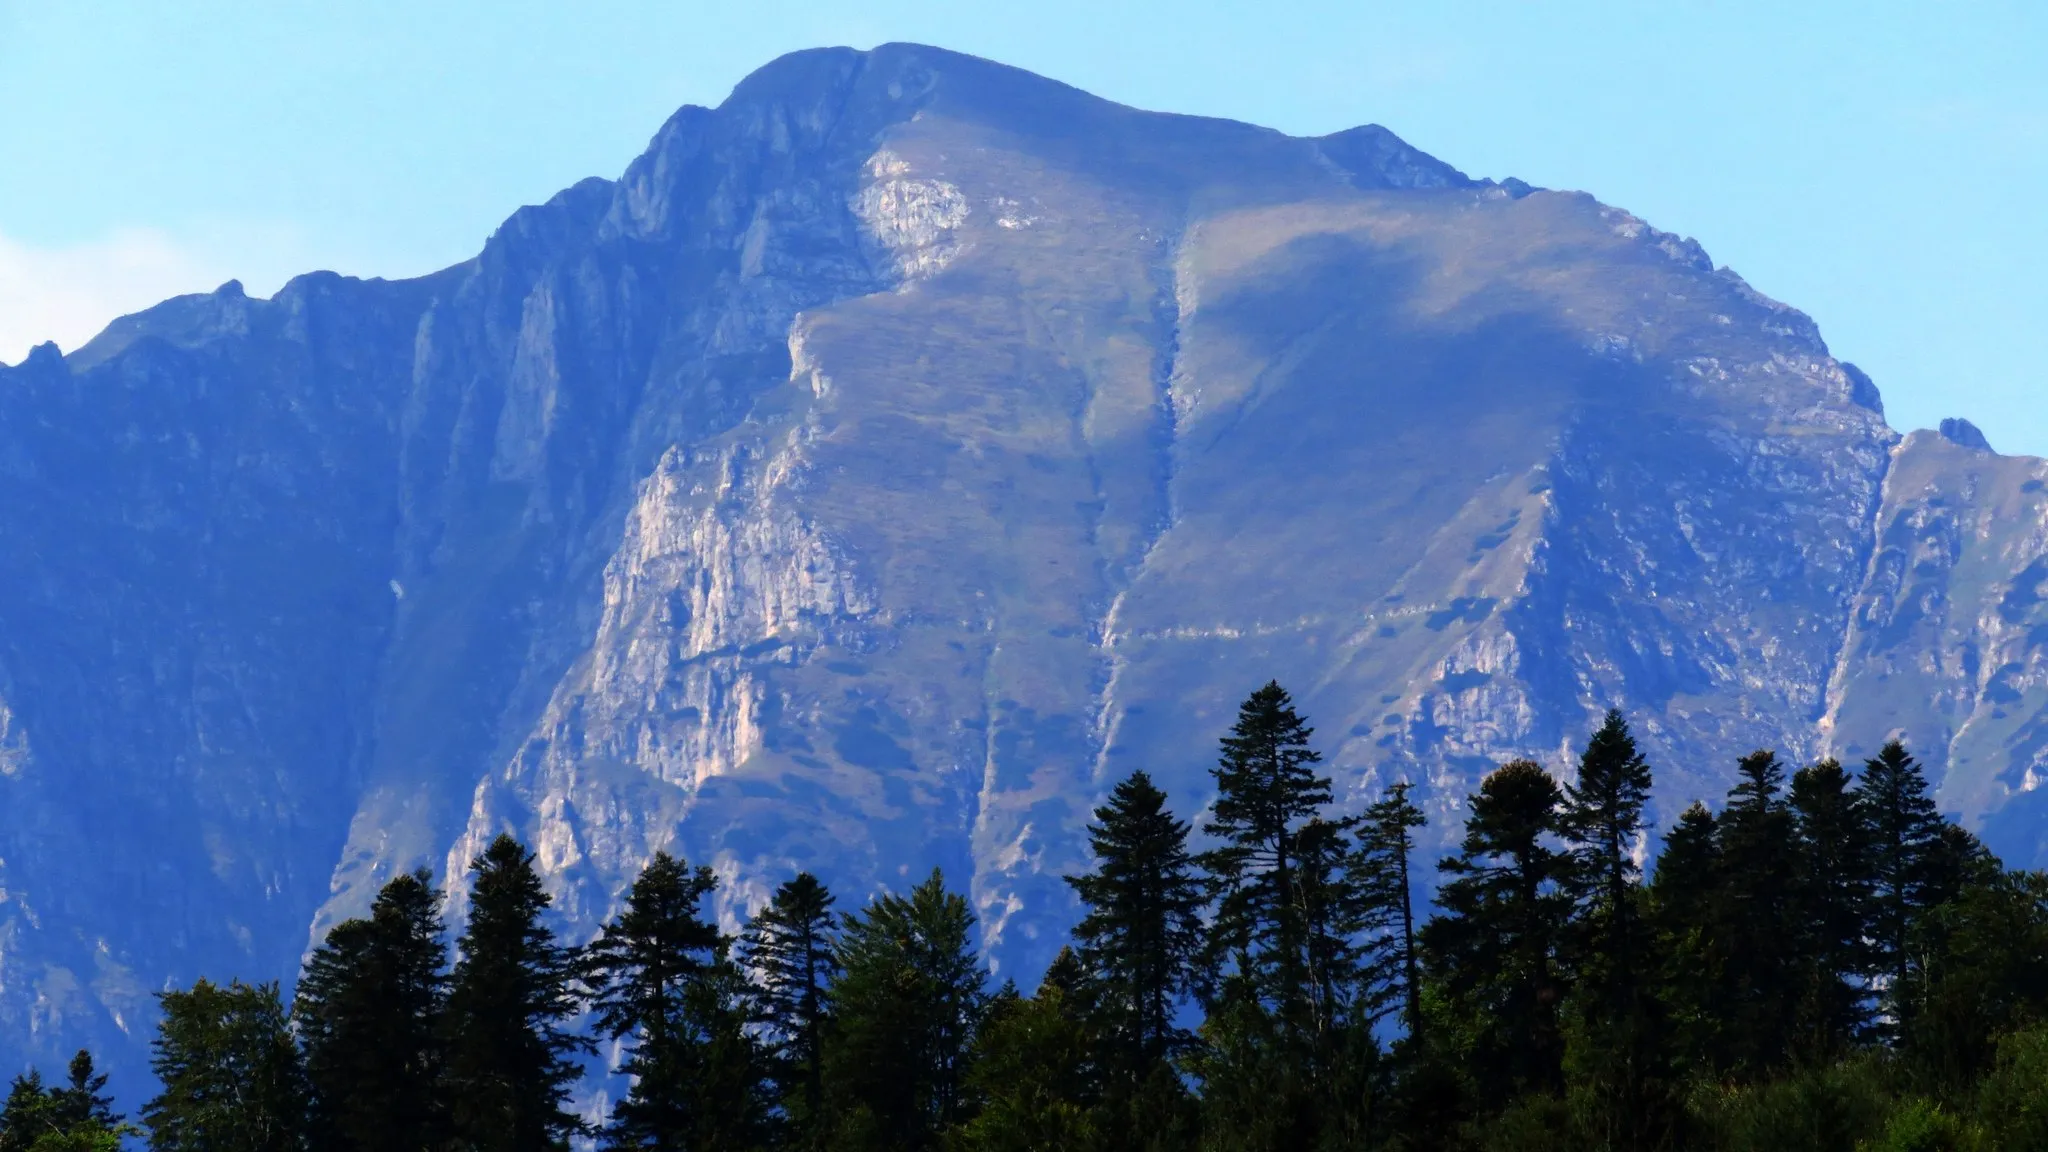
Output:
[{"xmin": 1940, "ymin": 417, "xmax": 1993, "ymax": 452}]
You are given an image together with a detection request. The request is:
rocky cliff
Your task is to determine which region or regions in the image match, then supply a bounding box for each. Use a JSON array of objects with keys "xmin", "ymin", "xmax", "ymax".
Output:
[{"xmin": 1, "ymin": 43, "xmax": 2043, "ymax": 1087}]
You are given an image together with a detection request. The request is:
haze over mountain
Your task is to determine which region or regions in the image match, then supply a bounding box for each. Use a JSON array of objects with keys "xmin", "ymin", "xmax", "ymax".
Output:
[{"xmin": 1, "ymin": 42, "xmax": 2044, "ymax": 1087}]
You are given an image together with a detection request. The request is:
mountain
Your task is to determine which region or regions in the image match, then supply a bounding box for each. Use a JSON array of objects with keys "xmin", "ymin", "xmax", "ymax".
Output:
[{"xmin": 2, "ymin": 42, "xmax": 2045, "ymax": 1089}]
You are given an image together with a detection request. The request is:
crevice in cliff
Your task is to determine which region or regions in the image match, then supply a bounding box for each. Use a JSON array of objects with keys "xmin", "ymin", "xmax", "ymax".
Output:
[
  {"xmin": 1818, "ymin": 434, "xmax": 1903, "ymax": 745},
  {"xmin": 1086, "ymin": 230, "xmax": 1190, "ymax": 786}
]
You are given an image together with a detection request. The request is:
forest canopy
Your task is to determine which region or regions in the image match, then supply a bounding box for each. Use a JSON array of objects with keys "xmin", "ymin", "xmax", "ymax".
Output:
[{"xmin": 16, "ymin": 684, "xmax": 2048, "ymax": 1151}]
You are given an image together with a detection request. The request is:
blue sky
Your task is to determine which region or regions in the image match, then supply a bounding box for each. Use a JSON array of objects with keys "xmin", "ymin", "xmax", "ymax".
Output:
[{"xmin": 2, "ymin": 1, "xmax": 2043, "ymax": 451}]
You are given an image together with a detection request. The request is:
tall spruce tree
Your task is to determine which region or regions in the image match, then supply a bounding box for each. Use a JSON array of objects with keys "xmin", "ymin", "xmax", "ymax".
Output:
[
  {"xmin": 586, "ymin": 851, "xmax": 767, "ymax": 1151},
  {"xmin": 1295, "ymin": 815, "xmax": 1368, "ymax": 1044},
  {"xmin": 441, "ymin": 834, "xmax": 590, "ymax": 1151},
  {"xmin": 0, "ymin": 1072, "xmax": 52, "ymax": 1152},
  {"xmin": 824, "ymin": 869, "xmax": 988, "ymax": 1151},
  {"xmin": 1647, "ymin": 802, "xmax": 1723, "ymax": 1076},
  {"xmin": 52, "ymin": 1051, "xmax": 118, "ymax": 1136},
  {"xmin": 2, "ymin": 1052, "xmax": 125, "ymax": 1152},
  {"xmin": 1352, "ymin": 780, "xmax": 1427, "ymax": 1045},
  {"xmin": 1862, "ymin": 739, "xmax": 1943, "ymax": 1003},
  {"xmin": 1422, "ymin": 759, "xmax": 1572, "ymax": 1101},
  {"xmin": 1713, "ymin": 749, "xmax": 1802, "ymax": 1077},
  {"xmin": 949, "ymin": 950, "xmax": 1104, "ymax": 1152},
  {"xmin": 1560, "ymin": 711, "xmax": 1655, "ymax": 1000},
  {"xmin": 1787, "ymin": 759, "xmax": 1875, "ymax": 1058},
  {"xmin": 1558, "ymin": 711, "xmax": 1667, "ymax": 1149},
  {"xmin": 1064, "ymin": 770, "xmax": 1203, "ymax": 1078},
  {"xmin": 143, "ymin": 979, "xmax": 307, "ymax": 1152},
  {"xmin": 296, "ymin": 868, "xmax": 449, "ymax": 1152},
  {"xmin": 740, "ymin": 872, "xmax": 840, "ymax": 1148},
  {"xmin": 1196, "ymin": 681, "xmax": 1337, "ymax": 1040}
]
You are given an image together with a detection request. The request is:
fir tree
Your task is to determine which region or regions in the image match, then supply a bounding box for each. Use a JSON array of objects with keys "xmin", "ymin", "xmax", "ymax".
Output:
[
  {"xmin": 1862, "ymin": 739, "xmax": 1943, "ymax": 1002},
  {"xmin": 1647, "ymin": 802, "xmax": 1722, "ymax": 1075},
  {"xmin": 296, "ymin": 868, "xmax": 449, "ymax": 1152},
  {"xmin": 1714, "ymin": 749, "xmax": 1802, "ymax": 1077},
  {"xmin": 1294, "ymin": 815, "xmax": 1368, "ymax": 1045},
  {"xmin": 1557, "ymin": 711, "xmax": 1667, "ymax": 1149},
  {"xmin": 0, "ymin": 1054, "xmax": 126, "ymax": 1152},
  {"xmin": 143, "ymin": 979, "xmax": 307, "ymax": 1152},
  {"xmin": 1560, "ymin": 711, "xmax": 1655, "ymax": 999},
  {"xmin": 1422, "ymin": 759, "xmax": 1572, "ymax": 1101},
  {"xmin": 585, "ymin": 851, "xmax": 768, "ymax": 1151},
  {"xmin": 824, "ymin": 869, "xmax": 988, "ymax": 1151},
  {"xmin": 1065, "ymin": 770, "xmax": 1204, "ymax": 1080},
  {"xmin": 51, "ymin": 1051, "xmax": 117, "ymax": 1135},
  {"xmin": 0, "ymin": 1071, "xmax": 57, "ymax": 1152},
  {"xmin": 1787, "ymin": 759, "xmax": 1875, "ymax": 1058},
  {"xmin": 740, "ymin": 872, "xmax": 840, "ymax": 1148},
  {"xmin": 1352, "ymin": 780, "xmax": 1427, "ymax": 1045},
  {"xmin": 1196, "ymin": 681, "xmax": 1337, "ymax": 1040},
  {"xmin": 441, "ymin": 834, "xmax": 590, "ymax": 1151},
  {"xmin": 948, "ymin": 950, "xmax": 1102, "ymax": 1152}
]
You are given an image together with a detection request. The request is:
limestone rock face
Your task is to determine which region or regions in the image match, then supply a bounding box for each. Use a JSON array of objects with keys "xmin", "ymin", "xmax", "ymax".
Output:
[{"xmin": 0, "ymin": 42, "xmax": 2040, "ymax": 1086}]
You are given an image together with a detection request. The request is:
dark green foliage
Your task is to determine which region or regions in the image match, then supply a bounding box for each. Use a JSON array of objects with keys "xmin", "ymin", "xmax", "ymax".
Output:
[
  {"xmin": 1197, "ymin": 681, "xmax": 1338, "ymax": 1039},
  {"xmin": 1649, "ymin": 801, "xmax": 1723, "ymax": 1074},
  {"xmin": 441, "ymin": 834, "xmax": 590, "ymax": 1151},
  {"xmin": 1, "ymin": 1051, "xmax": 126, "ymax": 1152},
  {"xmin": 118, "ymin": 693, "xmax": 2048, "ymax": 1152},
  {"xmin": 1712, "ymin": 749, "xmax": 1803, "ymax": 1077},
  {"xmin": 740, "ymin": 872, "xmax": 840, "ymax": 1147},
  {"xmin": 1787, "ymin": 759, "xmax": 1875, "ymax": 1059},
  {"xmin": 1352, "ymin": 780, "xmax": 1427, "ymax": 1044},
  {"xmin": 1558, "ymin": 712, "xmax": 1672, "ymax": 1150},
  {"xmin": 1184, "ymin": 996, "xmax": 1315, "ymax": 1152},
  {"xmin": 144, "ymin": 979, "xmax": 306, "ymax": 1152},
  {"xmin": 0, "ymin": 1071, "xmax": 58, "ymax": 1152},
  {"xmin": 950, "ymin": 953, "xmax": 1102, "ymax": 1152},
  {"xmin": 1423, "ymin": 759, "xmax": 1572, "ymax": 1102},
  {"xmin": 1066, "ymin": 770, "xmax": 1204, "ymax": 1079},
  {"xmin": 586, "ymin": 851, "xmax": 769, "ymax": 1151},
  {"xmin": 296, "ymin": 868, "xmax": 449, "ymax": 1152},
  {"xmin": 1861, "ymin": 741, "xmax": 1944, "ymax": 1006},
  {"xmin": 1897, "ymin": 869, "xmax": 2048, "ymax": 1091},
  {"xmin": 824, "ymin": 868, "xmax": 987, "ymax": 1151}
]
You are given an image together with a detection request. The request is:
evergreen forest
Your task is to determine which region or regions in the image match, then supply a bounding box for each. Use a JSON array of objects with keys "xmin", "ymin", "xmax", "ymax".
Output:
[{"xmin": 9, "ymin": 683, "xmax": 2048, "ymax": 1151}]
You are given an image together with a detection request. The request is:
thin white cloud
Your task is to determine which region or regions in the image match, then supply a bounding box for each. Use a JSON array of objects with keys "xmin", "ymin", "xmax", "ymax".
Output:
[{"xmin": 0, "ymin": 225, "xmax": 318, "ymax": 367}]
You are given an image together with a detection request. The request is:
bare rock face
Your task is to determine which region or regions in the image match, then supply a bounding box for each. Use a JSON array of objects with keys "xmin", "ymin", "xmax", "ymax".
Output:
[{"xmin": 0, "ymin": 42, "xmax": 2040, "ymax": 1086}]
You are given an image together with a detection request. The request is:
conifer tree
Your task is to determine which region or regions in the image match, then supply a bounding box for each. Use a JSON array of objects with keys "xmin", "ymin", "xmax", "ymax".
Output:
[
  {"xmin": 1196, "ymin": 681, "xmax": 1336, "ymax": 1039},
  {"xmin": 441, "ymin": 834, "xmax": 590, "ymax": 1151},
  {"xmin": 0, "ymin": 1054, "xmax": 126, "ymax": 1152},
  {"xmin": 51, "ymin": 1051, "xmax": 117, "ymax": 1136},
  {"xmin": 296, "ymin": 868, "xmax": 449, "ymax": 1152},
  {"xmin": 1352, "ymin": 780, "xmax": 1427, "ymax": 1045},
  {"xmin": 824, "ymin": 869, "xmax": 988, "ymax": 1151},
  {"xmin": 0, "ymin": 1071, "xmax": 56, "ymax": 1152},
  {"xmin": 1064, "ymin": 770, "xmax": 1203, "ymax": 1078},
  {"xmin": 1422, "ymin": 759, "xmax": 1572, "ymax": 1100},
  {"xmin": 1560, "ymin": 711, "xmax": 1655, "ymax": 998},
  {"xmin": 1713, "ymin": 749, "xmax": 1802, "ymax": 1076},
  {"xmin": 1294, "ymin": 816, "xmax": 1367, "ymax": 1043},
  {"xmin": 1862, "ymin": 739, "xmax": 1943, "ymax": 1001},
  {"xmin": 143, "ymin": 979, "xmax": 307, "ymax": 1152},
  {"xmin": 585, "ymin": 851, "xmax": 768, "ymax": 1151},
  {"xmin": 740, "ymin": 872, "xmax": 840, "ymax": 1147},
  {"xmin": 949, "ymin": 949, "xmax": 1102, "ymax": 1152},
  {"xmin": 1558, "ymin": 711, "xmax": 1667, "ymax": 1148},
  {"xmin": 1787, "ymin": 759, "xmax": 1875, "ymax": 1058},
  {"xmin": 1647, "ymin": 802, "xmax": 1722, "ymax": 1074}
]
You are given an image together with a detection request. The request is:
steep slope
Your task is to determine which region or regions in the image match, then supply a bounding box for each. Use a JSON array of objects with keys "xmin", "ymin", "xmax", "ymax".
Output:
[
  {"xmin": 0, "ymin": 43, "xmax": 2037, "ymax": 1087},
  {"xmin": 1825, "ymin": 423, "xmax": 2048, "ymax": 861}
]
